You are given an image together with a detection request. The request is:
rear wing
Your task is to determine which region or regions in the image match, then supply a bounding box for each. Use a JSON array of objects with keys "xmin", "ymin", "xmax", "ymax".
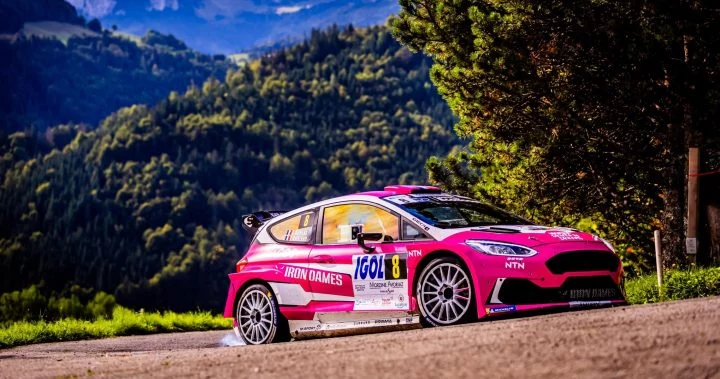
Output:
[{"xmin": 241, "ymin": 210, "xmax": 287, "ymax": 235}]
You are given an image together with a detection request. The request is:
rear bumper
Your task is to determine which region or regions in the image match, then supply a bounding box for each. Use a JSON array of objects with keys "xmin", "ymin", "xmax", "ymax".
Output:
[{"xmin": 223, "ymin": 279, "xmax": 238, "ymax": 318}]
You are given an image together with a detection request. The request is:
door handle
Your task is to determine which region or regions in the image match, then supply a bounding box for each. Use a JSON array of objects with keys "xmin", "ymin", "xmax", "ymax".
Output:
[{"xmin": 312, "ymin": 255, "xmax": 334, "ymax": 263}]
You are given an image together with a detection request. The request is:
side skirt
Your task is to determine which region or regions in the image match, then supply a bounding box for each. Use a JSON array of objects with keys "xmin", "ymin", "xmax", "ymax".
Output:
[{"xmin": 288, "ymin": 313, "xmax": 421, "ymax": 339}]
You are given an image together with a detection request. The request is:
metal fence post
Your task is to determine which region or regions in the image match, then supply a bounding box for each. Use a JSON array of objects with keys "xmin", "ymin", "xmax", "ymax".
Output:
[{"xmin": 654, "ymin": 230, "xmax": 663, "ymax": 289}]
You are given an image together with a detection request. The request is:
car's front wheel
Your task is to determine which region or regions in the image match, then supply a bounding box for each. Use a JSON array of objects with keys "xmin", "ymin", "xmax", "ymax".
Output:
[
  {"xmin": 417, "ymin": 257, "xmax": 475, "ymax": 326},
  {"xmin": 235, "ymin": 284, "xmax": 289, "ymax": 345}
]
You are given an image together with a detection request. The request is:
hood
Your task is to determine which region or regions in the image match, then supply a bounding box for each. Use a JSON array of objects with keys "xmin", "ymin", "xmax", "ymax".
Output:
[{"xmin": 435, "ymin": 225, "xmax": 604, "ymax": 248}]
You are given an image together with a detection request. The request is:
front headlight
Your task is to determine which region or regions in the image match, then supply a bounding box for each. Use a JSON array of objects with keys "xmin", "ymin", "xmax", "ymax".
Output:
[{"xmin": 466, "ymin": 240, "xmax": 538, "ymax": 257}]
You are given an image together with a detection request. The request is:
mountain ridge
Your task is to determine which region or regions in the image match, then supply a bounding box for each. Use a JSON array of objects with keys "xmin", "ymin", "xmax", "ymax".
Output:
[
  {"xmin": 69, "ymin": 0, "xmax": 400, "ymax": 54},
  {"xmin": 0, "ymin": 25, "xmax": 456, "ymax": 314}
]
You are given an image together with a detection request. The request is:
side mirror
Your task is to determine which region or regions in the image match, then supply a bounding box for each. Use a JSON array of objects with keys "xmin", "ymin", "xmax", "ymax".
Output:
[{"xmin": 357, "ymin": 232, "xmax": 383, "ymax": 254}]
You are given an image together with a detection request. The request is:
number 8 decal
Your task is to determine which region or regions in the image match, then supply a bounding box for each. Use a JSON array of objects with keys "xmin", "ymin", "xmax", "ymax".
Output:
[
  {"xmin": 392, "ymin": 254, "xmax": 400, "ymax": 279},
  {"xmin": 384, "ymin": 253, "xmax": 407, "ymax": 279}
]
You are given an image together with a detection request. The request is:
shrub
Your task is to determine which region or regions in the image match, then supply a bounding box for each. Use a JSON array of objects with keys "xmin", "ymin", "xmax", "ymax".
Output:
[
  {"xmin": 663, "ymin": 267, "xmax": 720, "ymax": 300},
  {"xmin": 0, "ymin": 285, "xmax": 47, "ymax": 322},
  {"xmin": 625, "ymin": 266, "xmax": 720, "ymax": 304},
  {"xmin": 0, "ymin": 285, "xmax": 117, "ymax": 323}
]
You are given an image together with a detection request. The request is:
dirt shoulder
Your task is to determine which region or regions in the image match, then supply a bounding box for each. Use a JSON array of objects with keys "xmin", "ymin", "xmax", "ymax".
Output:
[{"xmin": 1, "ymin": 297, "xmax": 719, "ymax": 378}]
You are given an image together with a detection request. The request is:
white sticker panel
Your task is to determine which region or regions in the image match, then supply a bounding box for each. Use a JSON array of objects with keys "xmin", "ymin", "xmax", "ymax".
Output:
[{"xmin": 351, "ymin": 253, "xmax": 409, "ymax": 310}]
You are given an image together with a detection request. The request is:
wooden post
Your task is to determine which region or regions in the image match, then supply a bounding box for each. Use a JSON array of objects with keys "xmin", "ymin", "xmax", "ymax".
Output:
[
  {"xmin": 655, "ymin": 230, "xmax": 663, "ymax": 289},
  {"xmin": 687, "ymin": 147, "xmax": 699, "ymax": 263}
]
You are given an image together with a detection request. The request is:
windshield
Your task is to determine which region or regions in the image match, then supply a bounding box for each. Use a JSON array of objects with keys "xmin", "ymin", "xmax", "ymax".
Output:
[{"xmin": 382, "ymin": 194, "xmax": 533, "ymax": 228}]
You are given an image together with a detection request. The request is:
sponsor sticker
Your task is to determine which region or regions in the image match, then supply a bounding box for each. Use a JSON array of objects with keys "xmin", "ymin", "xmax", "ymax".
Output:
[
  {"xmin": 486, "ymin": 305, "xmax": 517, "ymax": 315},
  {"xmin": 562, "ymin": 288, "xmax": 617, "ymax": 300},
  {"xmin": 351, "ymin": 253, "xmax": 409, "ymax": 311},
  {"xmin": 353, "ymin": 253, "xmax": 408, "ymax": 280},
  {"xmin": 548, "ymin": 231, "xmax": 583, "ymax": 241},
  {"xmin": 394, "ymin": 246, "xmax": 422, "ymax": 258},
  {"xmin": 410, "ymin": 217, "xmax": 431, "ymax": 231},
  {"xmin": 284, "ymin": 226, "xmax": 313, "ymax": 242},
  {"xmin": 504, "ymin": 257, "xmax": 525, "ymax": 270},
  {"xmin": 384, "ymin": 195, "xmax": 417, "ymax": 204},
  {"xmin": 283, "ymin": 266, "xmax": 343, "ymax": 286}
]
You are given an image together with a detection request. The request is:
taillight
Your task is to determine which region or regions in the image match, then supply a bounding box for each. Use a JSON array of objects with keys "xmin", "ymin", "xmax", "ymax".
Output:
[{"xmin": 235, "ymin": 258, "xmax": 248, "ymax": 272}]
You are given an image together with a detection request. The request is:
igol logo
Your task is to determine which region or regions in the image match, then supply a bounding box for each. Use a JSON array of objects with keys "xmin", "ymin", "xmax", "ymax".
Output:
[{"xmin": 354, "ymin": 255, "xmax": 385, "ymax": 280}]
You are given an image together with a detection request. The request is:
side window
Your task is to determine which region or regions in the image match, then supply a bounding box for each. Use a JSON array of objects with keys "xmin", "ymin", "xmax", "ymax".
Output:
[
  {"xmin": 322, "ymin": 204, "xmax": 399, "ymax": 244},
  {"xmin": 269, "ymin": 211, "xmax": 316, "ymax": 244},
  {"xmin": 402, "ymin": 219, "xmax": 430, "ymax": 240}
]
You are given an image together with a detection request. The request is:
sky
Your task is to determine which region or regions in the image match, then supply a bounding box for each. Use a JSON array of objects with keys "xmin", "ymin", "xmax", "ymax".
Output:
[{"xmin": 67, "ymin": 0, "xmax": 400, "ymax": 54}]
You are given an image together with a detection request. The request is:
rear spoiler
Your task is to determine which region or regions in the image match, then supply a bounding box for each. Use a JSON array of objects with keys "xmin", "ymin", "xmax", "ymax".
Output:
[{"xmin": 241, "ymin": 210, "xmax": 287, "ymax": 235}]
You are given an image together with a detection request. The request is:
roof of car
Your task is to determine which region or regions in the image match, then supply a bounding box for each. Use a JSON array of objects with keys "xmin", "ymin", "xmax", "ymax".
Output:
[
  {"xmin": 354, "ymin": 190, "xmax": 394, "ymax": 197},
  {"xmin": 356, "ymin": 185, "xmax": 442, "ymax": 198}
]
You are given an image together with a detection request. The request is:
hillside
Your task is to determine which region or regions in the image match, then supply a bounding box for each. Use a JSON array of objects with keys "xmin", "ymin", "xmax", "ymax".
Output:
[
  {"xmin": 20, "ymin": 21, "xmax": 100, "ymax": 42},
  {"xmin": 0, "ymin": 12, "xmax": 230, "ymax": 134},
  {"xmin": 0, "ymin": 25, "xmax": 456, "ymax": 314},
  {"xmin": 0, "ymin": 0, "xmax": 83, "ymax": 34}
]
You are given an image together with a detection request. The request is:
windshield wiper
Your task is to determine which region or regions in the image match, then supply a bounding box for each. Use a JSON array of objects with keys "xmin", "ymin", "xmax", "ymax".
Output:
[{"xmin": 435, "ymin": 221, "xmax": 468, "ymax": 228}]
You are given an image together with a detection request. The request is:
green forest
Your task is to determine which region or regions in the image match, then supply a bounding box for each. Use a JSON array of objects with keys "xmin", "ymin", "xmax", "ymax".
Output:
[{"xmin": 0, "ymin": 25, "xmax": 456, "ymax": 318}]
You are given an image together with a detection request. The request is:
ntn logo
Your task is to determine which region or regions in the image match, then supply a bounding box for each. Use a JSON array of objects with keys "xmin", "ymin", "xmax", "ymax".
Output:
[{"xmin": 505, "ymin": 261, "xmax": 525, "ymax": 269}]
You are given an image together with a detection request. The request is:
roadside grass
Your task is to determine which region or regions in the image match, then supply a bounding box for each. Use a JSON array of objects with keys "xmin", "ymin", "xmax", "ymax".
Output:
[
  {"xmin": 0, "ymin": 307, "xmax": 231, "ymax": 349},
  {"xmin": 625, "ymin": 266, "xmax": 720, "ymax": 304},
  {"xmin": 3, "ymin": 267, "xmax": 719, "ymax": 349}
]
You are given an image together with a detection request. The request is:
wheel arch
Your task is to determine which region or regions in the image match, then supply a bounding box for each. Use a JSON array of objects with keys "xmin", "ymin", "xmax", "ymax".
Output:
[
  {"xmin": 232, "ymin": 278, "xmax": 274, "ymax": 318},
  {"xmin": 412, "ymin": 250, "xmax": 475, "ymax": 295}
]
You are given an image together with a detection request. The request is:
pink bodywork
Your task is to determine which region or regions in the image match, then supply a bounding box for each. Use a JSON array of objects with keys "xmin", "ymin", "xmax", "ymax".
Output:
[{"xmin": 224, "ymin": 186, "xmax": 625, "ymax": 330}]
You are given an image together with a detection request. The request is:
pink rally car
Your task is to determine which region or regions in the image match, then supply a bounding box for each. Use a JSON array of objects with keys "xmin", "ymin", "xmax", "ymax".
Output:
[{"xmin": 224, "ymin": 185, "xmax": 626, "ymax": 344}]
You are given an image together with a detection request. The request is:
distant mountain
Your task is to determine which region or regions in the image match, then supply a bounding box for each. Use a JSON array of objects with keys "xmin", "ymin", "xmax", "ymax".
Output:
[
  {"xmin": 0, "ymin": 0, "xmax": 230, "ymax": 133},
  {"xmin": 67, "ymin": 0, "xmax": 400, "ymax": 54}
]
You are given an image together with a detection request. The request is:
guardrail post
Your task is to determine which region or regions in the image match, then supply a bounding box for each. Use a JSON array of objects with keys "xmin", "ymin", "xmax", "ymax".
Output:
[
  {"xmin": 654, "ymin": 230, "xmax": 663, "ymax": 289},
  {"xmin": 687, "ymin": 147, "xmax": 699, "ymax": 263}
]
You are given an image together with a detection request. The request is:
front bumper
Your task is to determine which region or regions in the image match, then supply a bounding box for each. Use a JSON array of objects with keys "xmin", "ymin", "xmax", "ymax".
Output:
[
  {"xmin": 466, "ymin": 241, "xmax": 626, "ymax": 318},
  {"xmin": 484, "ymin": 299, "xmax": 627, "ymax": 317}
]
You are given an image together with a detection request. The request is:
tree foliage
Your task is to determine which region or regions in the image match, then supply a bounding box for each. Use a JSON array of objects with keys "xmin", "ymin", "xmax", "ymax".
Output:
[
  {"xmin": 0, "ymin": 25, "xmax": 456, "ymax": 312},
  {"xmin": 392, "ymin": 0, "xmax": 720, "ymax": 272}
]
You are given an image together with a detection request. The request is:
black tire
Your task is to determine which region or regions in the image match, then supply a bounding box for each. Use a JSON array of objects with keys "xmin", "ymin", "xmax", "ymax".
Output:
[
  {"xmin": 416, "ymin": 257, "xmax": 476, "ymax": 327},
  {"xmin": 235, "ymin": 284, "xmax": 290, "ymax": 345}
]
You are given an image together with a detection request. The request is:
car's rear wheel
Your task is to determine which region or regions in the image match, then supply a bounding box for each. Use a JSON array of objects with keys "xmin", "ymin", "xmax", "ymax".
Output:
[
  {"xmin": 417, "ymin": 257, "xmax": 475, "ymax": 326},
  {"xmin": 236, "ymin": 284, "xmax": 289, "ymax": 345}
]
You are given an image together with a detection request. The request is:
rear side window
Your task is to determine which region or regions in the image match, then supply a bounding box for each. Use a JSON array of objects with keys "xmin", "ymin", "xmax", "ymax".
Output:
[{"xmin": 269, "ymin": 211, "xmax": 316, "ymax": 244}]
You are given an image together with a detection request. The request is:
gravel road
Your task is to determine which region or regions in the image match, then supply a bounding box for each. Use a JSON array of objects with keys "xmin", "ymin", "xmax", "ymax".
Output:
[{"xmin": 2, "ymin": 297, "xmax": 720, "ymax": 378}]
